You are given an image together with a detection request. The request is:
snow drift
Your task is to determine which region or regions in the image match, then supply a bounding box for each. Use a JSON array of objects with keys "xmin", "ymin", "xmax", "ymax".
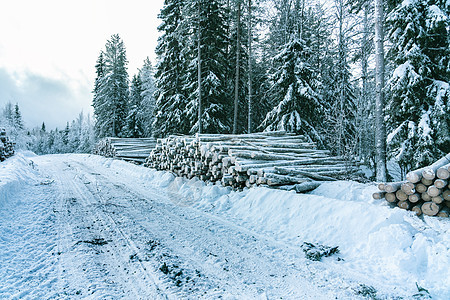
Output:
[{"xmin": 1, "ymin": 153, "xmax": 449, "ymax": 298}]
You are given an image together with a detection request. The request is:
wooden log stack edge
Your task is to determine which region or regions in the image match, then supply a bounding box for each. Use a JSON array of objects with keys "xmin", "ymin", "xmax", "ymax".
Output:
[
  {"xmin": 143, "ymin": 131, "xmax": 363, "ymax": 193},
  {"xmin": 93, "ymin": 137, "xmax": 157, "ymax": 164},
  {"xmin": 373, "ymin": 153, "xmax": 450, "ymax": 218},
  {"xmin": 0, "ymin": 128, "xmax": 15, "ymax": 162}
]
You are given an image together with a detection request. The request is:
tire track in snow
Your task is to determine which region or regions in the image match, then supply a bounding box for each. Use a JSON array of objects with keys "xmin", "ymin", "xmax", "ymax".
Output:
[
  {"xmin": 46, "ymin": 158, "xmax": 169, "ymax": 299},
  {"xmin": 62, "ymin": 156, "xmax": 359, "ymax": 299}
]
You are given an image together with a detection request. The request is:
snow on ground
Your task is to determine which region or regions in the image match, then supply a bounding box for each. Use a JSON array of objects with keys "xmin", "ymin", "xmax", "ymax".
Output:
[{"xmin": 0, "ymin": 152, "xmax": 449, "ymax": 299}]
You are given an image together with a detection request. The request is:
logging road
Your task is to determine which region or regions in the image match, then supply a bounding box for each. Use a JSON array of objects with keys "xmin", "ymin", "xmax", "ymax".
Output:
[{"xmin": 0, "ymin": 154, "xmax": 408, "ymax": 299}]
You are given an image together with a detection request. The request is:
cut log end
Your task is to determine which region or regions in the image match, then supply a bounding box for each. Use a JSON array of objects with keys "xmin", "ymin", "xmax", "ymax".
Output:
[{"xmin": 422, "ymin": 202, "xmax": 441, "ymax": 216}]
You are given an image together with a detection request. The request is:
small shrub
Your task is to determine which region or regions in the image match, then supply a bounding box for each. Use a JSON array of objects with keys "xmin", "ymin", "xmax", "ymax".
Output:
[{"xmin": 301, "ymin": 242, "xmax": 339, "ymax": 261}]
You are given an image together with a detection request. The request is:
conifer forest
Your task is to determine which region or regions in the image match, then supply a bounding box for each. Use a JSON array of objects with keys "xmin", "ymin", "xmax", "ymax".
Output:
[
  {"xmin": 2, "ymin": 0, "xmax": 449, "ymax": 180},
  {"xmin": 91, "ymin": 0, "xmax": 449, "ymax": 180}
]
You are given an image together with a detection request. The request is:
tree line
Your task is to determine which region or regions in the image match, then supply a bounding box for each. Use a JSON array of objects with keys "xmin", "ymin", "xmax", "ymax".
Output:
[
  {"xmin": 0, "ymin": 102, "xmax": 96, "ymax": 155},
  {"xmin": 93, "ymin": 0, "xmax": 448, "ymax": 180}
]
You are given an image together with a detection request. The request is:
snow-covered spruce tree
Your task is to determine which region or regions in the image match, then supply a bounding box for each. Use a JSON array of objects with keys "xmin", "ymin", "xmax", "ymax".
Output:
[
  {"xmin": 139, "ymin": 58, "xmax": 156, "ymax": 137},
  {"xmin": 93, "ymin": 34, "xmax": 129, "ymax": 138},
  {"xmin": 0, "ymin": 102, "xmax": 29, "ymax": 149},
  {"xmin": 260, "ymin": 38, "xmax": 323, "ymax": 142},
  {"xmin": 183, "ymin": 0, "xmax": 231, "ymax": 134},
  {"xmin": 92, "ymin": 51, "xmax": 107, "ymax": 138},
  {"xmin": 153, "ymin": 0, "xmax": 190, "ymax": 137},
  {"xmin": 126, "ymin": 74, "xmax": 145, "ymax": 138},
  {"xmin": 386, "ymin": 0, "xmax": 449, "ymax": 173}
]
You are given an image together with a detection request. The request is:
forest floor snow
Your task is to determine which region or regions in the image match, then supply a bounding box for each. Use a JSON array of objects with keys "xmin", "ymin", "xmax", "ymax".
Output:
[{"xmin": 0, "ymin": 152, "xmax": 449, "ymax": 299}]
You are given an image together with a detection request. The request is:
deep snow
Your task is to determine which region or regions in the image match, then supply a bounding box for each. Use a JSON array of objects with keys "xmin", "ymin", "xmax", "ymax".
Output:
[{"xmin": 0, "ymin": 152, "xmax": 449, "ymax": 299}]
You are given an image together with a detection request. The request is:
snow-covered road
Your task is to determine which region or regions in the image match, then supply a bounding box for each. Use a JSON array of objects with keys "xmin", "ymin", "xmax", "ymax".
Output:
[
  {"xmin": 0, "ymin": 154, "xmax": 351, "ymax": 299},
  {"xmin": 1, "ymin": 153, "xmax": 449, "ymax": 299}
]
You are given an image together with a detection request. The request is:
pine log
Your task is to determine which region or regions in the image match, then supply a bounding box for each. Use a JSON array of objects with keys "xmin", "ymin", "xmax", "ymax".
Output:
[
  {"xmin": 235, "ymin": 158, "xmax": 343, "ymax": 172},
  {"xmin": 385, "ymin": 193, "xmax": 397, "ymax": 203},
  {"xmin": 372, "ymin": 192, "xmax": 386, "ymax": 200},
  {"xmin": 443, "ymin": 189, "xmax": 450, "ymax": 201},
  {"xmin": 228, "ymin": 149, "xmax": 329, "ymax": 161},
  {"xmin": 431, "ymin": 195, "xmax": 445, "ymax": 204},
  {"xmin": 401, "ymin": 182, "xmax": 415, "ymax": 195},
  {"xmin": 408, "ymin": 193, "xmax": 421, "ymax": 203},
  {"xmin": 421, "ymin": 178, "xmax": 434, "ymax": 186},
  {"xmin": 411, "ymin": 204, "xmax": 423, "ymax": 216},
  {"xmin": 397, "ymin": 200, "xmax": 412, "ymax": 210},
  {"xmin": 416, "ymin": 183, "xmax": 428, "ymax": 193},
  {"xmin": 263, "ymin": 173, "xmax": 311, "ymax": 185},
  {"xmin": 385, "ymin": 181, "xmax": 405, "ymax": 193},
  {"xmin": 406, "ymin": 153, "xmax": 450, "ymax": 183},
  {"xmin": 287, "ymin": 181, "xmax": 321, "ymax": 193},
  {"xmin": 427, "ymin": 185, "xmax": 441, "ymax": 197},
  {"xmin": 396, "ymin": 190, "xmax": 408, "ymax": 201},
  {"xmin": 437, "ymin": 207, "xmax": 450, "ymax": 218},
  {"xmin": 434, "ymin": 179, "xmax": 448, "ymax": 189},
  {"xmin": 436, "ymin": 163, "xmax": 450, "ymax": 180},
  {"xmin": 422, "ymin": 202, "xmax": 441, "ymax": 216},
  {"xmin": 274, "ymin": 167, "xmax": 339, "ymax": 181},
  {"xmin": 378, "ymin": 183, "xmax": 386, "ymax": 191}
]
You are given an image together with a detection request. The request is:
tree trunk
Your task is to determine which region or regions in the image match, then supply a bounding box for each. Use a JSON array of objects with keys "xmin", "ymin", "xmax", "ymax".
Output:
[
  {"xmin": 359, "ymin": 2, "xmax": 370, "ymax": 159},
  {"xmin": 233, "ymin": 0, "xmax": 241, "ymax": 134},
  {"xmin": 247, "ymin": 0, "xmax": 252, "ymax": 133},
  {"xmin": 374, "ymin": 0, "xmax": 387, "ymax": 181},
  {"xmin": 197, "ymin": 0, "xmax": 202, "ymax": 134}
]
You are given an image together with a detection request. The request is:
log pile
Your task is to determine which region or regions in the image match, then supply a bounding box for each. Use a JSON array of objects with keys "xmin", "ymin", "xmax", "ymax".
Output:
[
  {"xmin": 93, "ymin": 137, "xmax": 157, "ymax": 164},
  {"xmin": 144, "ymin": 131, "xmax": 362, "ymax": 192},
  {"xmin": 373, "ymin": 153, "xmax": 450, "ymax": 217},
  {"xmin": 0, "ymin": 128, "xmax": 15, "ymax": 162}
]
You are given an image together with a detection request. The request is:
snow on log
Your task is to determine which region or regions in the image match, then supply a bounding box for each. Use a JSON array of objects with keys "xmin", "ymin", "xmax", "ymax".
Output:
[
  {"xmin": 436, "ymin": 163, "xmax": 450, "ymax": 180},
  {"xmin": 374, "ymin": 153, "xmax": 450, "ymax": 218},
  {"xmin": 372, "ymin": 192, "xmax": 385, "ymax": 200},
  {"xmin": 94, "ymin": 137, "xmax": 157, "ymax": 164},
  {"xmin": 142, "ymin": 131, "xmax": 362, "ymax": 192},
  {"xmin": 406, "ymin": 153, "xmax": 450, "ymax": 183},
  {"xmin": 384, "ymin": 181, "xmax": 405, "ymax": 193}
]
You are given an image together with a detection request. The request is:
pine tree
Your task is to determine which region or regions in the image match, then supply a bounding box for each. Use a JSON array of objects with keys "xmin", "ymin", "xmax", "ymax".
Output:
[
  {"xmin": 13, "ymin": 103, "xmax": 24, "ymax": 130},
  {"xmin": 92, "ymin": 51, "xmax": 107, "ymax": 137},
  {"xmin": 93, "ymin": 34, "xmax": 129, "ymax": 138},
  {"xmin": 184, "ymin": 0, "xmax": 231, "ymax": 134},
  {"xmin": 126, "ymin": 74, "xmax": 145, "ymax": 138},
  {"xmin": 153, "ymin": 0, "xmax": 190, "ymax": 137},
  {"xmin": 139, "ymin": 58, "xmax": 156, "ymax": 137},
  {"xmin": 386, "ymin": 0, "xmax": 449, "ymax": 173},
  {"xmin": 260, "ymin": 38, "xmax": 323, "ymax": 141},
  {"xmin": 2, "ymin": 102, "xmax": 14, "ymax": 127}
]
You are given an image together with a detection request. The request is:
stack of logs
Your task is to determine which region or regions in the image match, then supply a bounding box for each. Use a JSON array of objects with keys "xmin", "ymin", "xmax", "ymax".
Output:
[
  {"xmin": 373, "ymin": 153, "xmax": 450, "ymax": 217},
  {"xmin": 0, "ymin": 128, "xmax": 15, "ymax": 162},
  {"xmin": 93, "ymin": 137, "xmax": 157, "ymax": 164},
  {"xmin": 144, "ymin": 131, "xmax": 362, "ymax": 192}
]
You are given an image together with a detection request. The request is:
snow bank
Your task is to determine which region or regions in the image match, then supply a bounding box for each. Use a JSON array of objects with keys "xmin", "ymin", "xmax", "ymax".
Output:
[
  {"xmin": 0, "ymin": 151, "xmax": 39, "ymax": 206},
  {"xmin": 70, "ymin": 155, "xmax": 450, "ymax": 298},
  {"xmin": 146, "ymin": 169, "xmax": 449, "ymax": 298}
]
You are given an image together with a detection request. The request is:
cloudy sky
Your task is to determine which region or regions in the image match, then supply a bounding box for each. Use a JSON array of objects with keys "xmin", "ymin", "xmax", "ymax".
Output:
[{"xmin": 0, "ymin": 0, "xmax": 164, "ymax": 129}]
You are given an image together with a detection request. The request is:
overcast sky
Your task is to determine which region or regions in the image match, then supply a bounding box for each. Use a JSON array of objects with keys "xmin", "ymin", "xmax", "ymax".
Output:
[{"xmin": 0, "ymin": 0, "xmax": 164, "ymax": 129}]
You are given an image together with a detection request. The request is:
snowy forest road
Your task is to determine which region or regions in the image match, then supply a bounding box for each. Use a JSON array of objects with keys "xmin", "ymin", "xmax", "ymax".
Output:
[{"xmin": 0, "ymin": 154, "xmax": 360, "ymax": 299}]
